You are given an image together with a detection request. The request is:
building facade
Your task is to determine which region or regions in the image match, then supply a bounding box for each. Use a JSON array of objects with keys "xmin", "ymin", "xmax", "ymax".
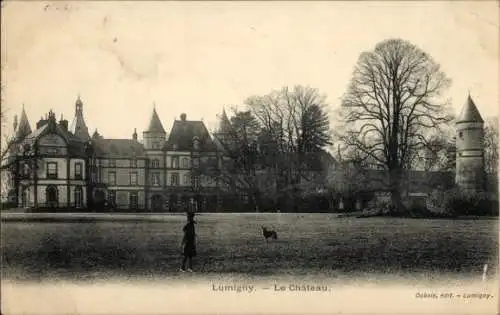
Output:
[
  {"xmin": 3, "ymin": 94, "xmax": 489, "ymax": 212},
  {"xmin": 5, "ymin": 97, "xmax": 221, "ymax": 212}
]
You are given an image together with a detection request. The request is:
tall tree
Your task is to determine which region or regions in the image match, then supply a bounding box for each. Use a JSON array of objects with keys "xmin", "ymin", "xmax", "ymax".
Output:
[
  {"xmin": 210, "ymin": 109, "xmax": 265, "ymax": 211},
  {"xmin": 484, "ymin": 117, "xmax": 498, "ymax": 176},
  {"xmin": 246, "ymin": 85, "xmax": 332, "ymax": 197},
  {"xmin": 339, "ymin": 38, "xmax": 453, "ymax": 212}
]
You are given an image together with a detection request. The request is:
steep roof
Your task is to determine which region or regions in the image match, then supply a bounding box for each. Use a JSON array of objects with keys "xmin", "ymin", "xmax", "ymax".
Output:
[
  {"xmin": 165, "ymin": 119, "xmax": 217, "ymax": 151},
  {"xmin": 145, "ymin": 108, "xmax": 166, "ymax": 134},
  {"xmin": 69, "ymin": 96, "xmax": 91, "ymax": 140},
  {"xmin": 24, "ymin": 114, "xmax": 88, "ymax": 157},
  {"xmin": 15, "ymin": 106, "xmax": 32, "ymax": 140},
  {"xmin": 457, "ymin": 95, "xmax": 484, "ymax": 123},
  {"xmin": 217, "ymin": 108, "xmax": 234, "ymax": 135},
  {"xmin": 91, "ymin": 139, "xmax": 147, "ymax": 158}
]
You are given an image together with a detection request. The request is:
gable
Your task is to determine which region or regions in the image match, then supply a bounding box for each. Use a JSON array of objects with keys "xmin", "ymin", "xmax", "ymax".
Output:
[{"xmin": 38, "ymin": 134, "xmax": 67, "ymax": 147}]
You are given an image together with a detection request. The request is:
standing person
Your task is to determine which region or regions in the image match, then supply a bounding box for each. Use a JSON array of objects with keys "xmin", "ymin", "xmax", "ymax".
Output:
[{"xmin": 180, "ymin": 212, "xmax": 196, "ymax": 272}]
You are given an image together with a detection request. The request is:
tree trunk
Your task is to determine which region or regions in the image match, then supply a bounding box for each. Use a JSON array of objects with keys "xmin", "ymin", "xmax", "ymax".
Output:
[
  {"xmin": 389, "ymin": 169, "xmax": 405, "ymax": 214},
  {"xmin": 251, "ymin": 189, "xmax": 261, "ymax": 213}
]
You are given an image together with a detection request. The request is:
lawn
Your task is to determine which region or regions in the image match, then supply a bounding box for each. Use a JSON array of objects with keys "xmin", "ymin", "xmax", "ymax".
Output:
[{"xmin": 1, "ymin": 213, "xmax": 498, "ymax": 282}]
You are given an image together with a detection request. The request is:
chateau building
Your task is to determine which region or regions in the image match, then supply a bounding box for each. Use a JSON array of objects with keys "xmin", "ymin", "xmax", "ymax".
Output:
[
  {"xmin": 3, "ymin": 94, "xmax": 491, "ymax": 212},
  {"xmin": 5, "ymin": 97, "xmax": 221, "ymax": 212}
]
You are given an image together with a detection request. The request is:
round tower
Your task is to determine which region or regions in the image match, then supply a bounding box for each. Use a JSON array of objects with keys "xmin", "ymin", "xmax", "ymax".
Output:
[{"xmin": 455, "ymin": 94, "xmax": 485, "ymax": 192}]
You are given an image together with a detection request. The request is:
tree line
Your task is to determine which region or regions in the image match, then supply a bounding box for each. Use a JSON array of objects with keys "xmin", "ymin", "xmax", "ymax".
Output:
[{"xmin": 1, "ymin": 38, "xmax": 498, "ymax": 213}]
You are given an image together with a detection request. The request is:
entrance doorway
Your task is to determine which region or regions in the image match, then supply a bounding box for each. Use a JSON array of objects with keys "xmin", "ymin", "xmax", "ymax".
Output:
[{"xmin": 46, "ymin": 185, "xmax": 58, "ymax": 208}]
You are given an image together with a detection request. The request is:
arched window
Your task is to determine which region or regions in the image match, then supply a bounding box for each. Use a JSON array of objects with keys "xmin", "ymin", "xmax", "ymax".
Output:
[
  {"xmin": 193, "ymin": 137, "xmax": 200, "ymax": 150},
  {"xmin": 74, "ymin": 186, "xmax": 83, "ymax": 208}
]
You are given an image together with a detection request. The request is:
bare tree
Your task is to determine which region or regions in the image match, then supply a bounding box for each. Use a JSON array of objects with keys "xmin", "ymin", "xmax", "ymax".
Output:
[
  {"xmin": 246, "ymin": 85, "xmax": 333, "ymax": 201},
  {"xmin": 339, "ymin": 38, "xmax": 453, "ymax": 213},
  {"xmin": 484, "ymin": 117, "xmax": 498, "ymax": 176},
  {"xmin": 412, "ymin": 127, "xmax": 456, "ymax": 172},
  {"xmin": 208, "ymin": 109, "xmax": 264, "ymax": 211}
]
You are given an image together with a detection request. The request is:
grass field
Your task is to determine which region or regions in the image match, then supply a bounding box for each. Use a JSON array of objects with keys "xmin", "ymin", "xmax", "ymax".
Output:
[{"xmin": 1, "ymin": 213, "xmax": 498, "ymax": 283}]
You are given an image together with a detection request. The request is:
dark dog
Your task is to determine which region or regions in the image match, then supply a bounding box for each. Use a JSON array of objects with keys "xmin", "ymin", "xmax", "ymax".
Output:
[{"xmin": 262, "ymin": 226, "xmax": 278, "ymax": 241}]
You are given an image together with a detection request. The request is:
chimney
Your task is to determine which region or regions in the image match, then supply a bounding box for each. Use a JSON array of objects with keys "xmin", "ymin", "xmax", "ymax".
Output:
[
  {"xmin": 59, "ymin": 114, "xmax": 68, "ymax": 131},
  {"xmin": 13, "ymin": 115, "xmax": 18, "ymax": 131},
  {"xmin": 36, "ymin": 116, "xmax": 48, "ymax": 129},
  {"xmin": 59, "ymin": 119, "xmax": 68, "ymax": 131},
  {"xmin": 133, "ymin": 128, "xmax": 138, "ymax": 141},
  {"xmin": 47, "ymin": 110, "xmax": 57, "ymax": 130},
  {"xmin": 180, "ymin": 113, "xmax": 187, "ymax": 121}
]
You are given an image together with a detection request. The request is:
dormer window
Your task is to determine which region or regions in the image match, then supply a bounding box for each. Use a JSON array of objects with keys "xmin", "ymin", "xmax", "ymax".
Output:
[
  {"xmin": 193, "ymin": 137, "xmax": 200, "ymax": 150},
  {"xmin": 74, "ymin": 162, "xmax": 83, "ymax": 179}
]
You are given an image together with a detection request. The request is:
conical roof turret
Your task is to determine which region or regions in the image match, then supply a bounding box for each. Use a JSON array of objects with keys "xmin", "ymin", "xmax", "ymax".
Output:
[
  {"xmin": 457, "ymin": 94, "xmax": 484, "ymax": 124},
  {"xmin": 146, "ymin": 107, "xmax": 166, "ymax": 134},
  {"xmin": 15, "ymin": 105, "xmax": 32, "ymax": 139},
  {"xmin": 217, "ymin": 107, "xmax": 234, "ymax": 134}
]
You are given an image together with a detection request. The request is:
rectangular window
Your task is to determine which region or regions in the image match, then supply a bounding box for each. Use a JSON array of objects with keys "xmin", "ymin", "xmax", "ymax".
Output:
[
  {"xmin": 108, "ymin": 190, "xmax": 116, "ymax": 206},
  {"xmin": 46, "ymin": 162, "xmax": 58, "ymax": 179},
  {"xmin": 74, "ymin": 162, "xmax": 83, "ymax": 179},
  {"xmin": 183, "ymin": 174, "xmax": 191, "ymax": 186},
  {"xmin": 152, "ymin": 172, "xmax": 160, "ymax": 186},
  {"xmin": 170, "ymin": 173, "xmax": 179, "ymax": 186},
  {"xmin": 108, "ymin": 172, "xmax": 116, "ymax": 185},
  {"xmin": 152, "ymin": 159, "xmax": 160, "ymax": 168},
  {"xmin": 171, "ymin": 156, "xmax": 179, "ymax": 169},
  {"xmin": 109, "ymin": 160, "xmax": 116, "ymax": 167},
  {"xmin": 131, "ymin": 159, "xmax": 137, "ymax": 168},
  {"xmin": 129, "ymin": 192, "xmax": 138, "ymax": 208},
  {"xmin": 22, "ymin": 163, "xmax": 30, "ymax": 177},
  {"xmin": 193, "ymin": 176, "xmax": 199, "ymax": 189},
  {"xmin": 47, "ymin": 147, "xmax": 58, "ymax": 155},
  {"xmin": 130, "ymin": 172, "xmax": 138, "ymax": 185},
  {"xmin": 182, "ymin": 157, "xmax": 190, "ymax": 168}
]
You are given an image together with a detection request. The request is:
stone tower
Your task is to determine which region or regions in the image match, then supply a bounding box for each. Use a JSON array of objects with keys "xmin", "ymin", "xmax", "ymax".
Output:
[
  {"xmin": 143, "ymin": 106, "xmax": 166, "ymax": 150},
  {"xmin": 455, "ymin": 94, "xmax": 485, "ymax": 192}
]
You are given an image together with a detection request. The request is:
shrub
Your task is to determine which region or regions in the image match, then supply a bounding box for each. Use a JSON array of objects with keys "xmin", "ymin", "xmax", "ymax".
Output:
[
  {"xmin": 365, "ymin": 197, "xmax": 394, "ymax": 214},
  {"xmin": 432, "ymin": 187, "xmax": 498, "ymax": 216}
]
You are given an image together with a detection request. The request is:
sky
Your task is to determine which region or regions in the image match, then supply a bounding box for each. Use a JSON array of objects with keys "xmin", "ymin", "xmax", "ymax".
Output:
[{"xmin": 1, "ymin": 1, "xmax": 499, "ymax": 141}]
